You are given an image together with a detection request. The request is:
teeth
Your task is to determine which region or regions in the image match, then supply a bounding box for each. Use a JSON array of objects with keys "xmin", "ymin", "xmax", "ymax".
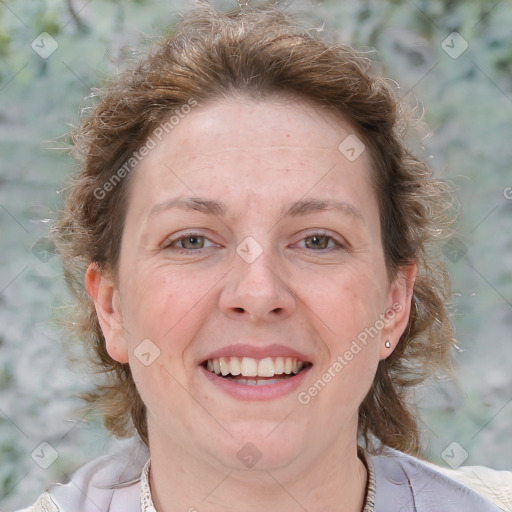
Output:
[
  {"xmin": 241, "ymin": 357, "xmax": 258, "ymax": 377},
  {"xmin": 225, "ymin": 377, "xmax": 289, "ymax": 385},
  {"xmin": 219, "ymin": 357, "xmax": 230, "ymax": 376},
  {"xmin": 258, "ymin": 357, "xmax": 275, "ymax": 377},
  {"xmin": 293, "ymin": 360, "xmax": 304, "ymax": 374},
  {"xmin": 229, "ymin": 357, "xmax": 241, "ymax": 376},
  {"xmin": 204, "ymin": 356, "xmax": 307, "ymax": 377}
]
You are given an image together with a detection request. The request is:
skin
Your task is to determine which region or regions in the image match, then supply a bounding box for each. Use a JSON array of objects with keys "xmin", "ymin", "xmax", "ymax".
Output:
[{"xmin": 86, "ymin": 94, "xmax": 416, "ymax": 512}]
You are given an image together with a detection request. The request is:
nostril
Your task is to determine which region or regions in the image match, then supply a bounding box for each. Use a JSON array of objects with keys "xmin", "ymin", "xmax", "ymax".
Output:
[{"xmin": 233, "ymin": 307, "xmax": 245, "ymax": 313}]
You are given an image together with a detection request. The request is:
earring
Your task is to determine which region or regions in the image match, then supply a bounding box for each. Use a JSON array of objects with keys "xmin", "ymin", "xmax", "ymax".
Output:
[{"xmin": 385, "ymin": 340, "xmax": 391, "ymax": 348}]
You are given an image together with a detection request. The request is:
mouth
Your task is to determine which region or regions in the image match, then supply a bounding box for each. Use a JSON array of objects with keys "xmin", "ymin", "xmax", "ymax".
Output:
[{"xmin": 201, "ymin": 356, "xmax": 312, "ymax": 386}]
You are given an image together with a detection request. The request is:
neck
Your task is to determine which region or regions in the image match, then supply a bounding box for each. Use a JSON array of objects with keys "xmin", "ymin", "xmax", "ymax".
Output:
[{"xmin": 148, "ymin": 428, "xmax": 367, "ymax": 512}]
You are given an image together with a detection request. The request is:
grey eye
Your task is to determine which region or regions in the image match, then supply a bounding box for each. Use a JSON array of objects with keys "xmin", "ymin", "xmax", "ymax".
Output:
[
  {"xmin": 304, "ymin": 235, "xmax": 332, "ymax": 250},
  {"xmin": 178, "ymin": 236, "xmax": 205, "ymax": 249}
]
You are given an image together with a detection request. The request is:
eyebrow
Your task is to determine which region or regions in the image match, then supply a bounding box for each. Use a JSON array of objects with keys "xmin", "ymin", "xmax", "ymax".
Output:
[
  {"xmin": 148, "ymin": 197, "xmax": 225, "ymax": 218},
  {"xmin": 148, "ymin": 197, "xmax": 364, "ymax": 223},
  {"xmin": 282, "ymin": 198, "xmax": 364, "ymax": 223}
]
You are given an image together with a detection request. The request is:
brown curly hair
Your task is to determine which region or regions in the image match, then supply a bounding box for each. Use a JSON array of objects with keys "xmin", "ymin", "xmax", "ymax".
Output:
[{"xmin": 52, "ymin": 3, "xmax": 456, "ymax": 455}]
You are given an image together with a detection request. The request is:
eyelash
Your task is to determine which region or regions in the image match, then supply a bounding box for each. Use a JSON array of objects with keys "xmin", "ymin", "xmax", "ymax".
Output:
[
  {"xmin": 161, "ymin": 231, "xmax": 217, "ymax": 252},
  {"xmin": 296, "ymin": 232, "xmax": 345, "ymax": 251},
  {"xmin": 161, "ymin": 231, "xmax": 345, "ymax": 253}
]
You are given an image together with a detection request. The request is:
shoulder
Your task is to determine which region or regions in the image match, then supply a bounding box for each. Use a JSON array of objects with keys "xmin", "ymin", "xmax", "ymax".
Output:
[
  {"xmin": 12, "ymin": 438, "xmax": 149, "ymax": 512},
  {"xmin": 12, "ymin": 492, "xmax": 59, "ymax": 512},
  {"xmin": 369, "ymin": 447, "xmax": 511, "ymax": 512},
  {"xmin": 426, "ymin": 461, "xmax": 512, "ymax": 511}
]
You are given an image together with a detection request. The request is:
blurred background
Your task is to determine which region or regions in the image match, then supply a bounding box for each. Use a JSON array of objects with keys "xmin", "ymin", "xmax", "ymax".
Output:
[{"xmin": 0, "ymin": 0, "xmax": 511, "ymax": 508}]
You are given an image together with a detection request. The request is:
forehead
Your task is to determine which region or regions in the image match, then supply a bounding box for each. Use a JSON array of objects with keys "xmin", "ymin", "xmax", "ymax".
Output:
[{"xmin": 127, "ymin": 95, "xmax": 375, "ymax": 220}]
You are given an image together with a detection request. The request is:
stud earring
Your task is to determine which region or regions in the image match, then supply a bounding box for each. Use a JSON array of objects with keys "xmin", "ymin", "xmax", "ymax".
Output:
[{"xmin": 385, "ymin": 340, "xmax": 391, "ymax": 348}]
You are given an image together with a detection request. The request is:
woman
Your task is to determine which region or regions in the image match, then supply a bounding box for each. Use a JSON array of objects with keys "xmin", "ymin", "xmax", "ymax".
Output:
[{"xmin": 17, "ymin": 4, "xmax": 510, "ymax": 512}]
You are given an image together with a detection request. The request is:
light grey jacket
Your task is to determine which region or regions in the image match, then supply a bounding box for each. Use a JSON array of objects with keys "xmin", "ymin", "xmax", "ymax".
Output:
[{"xmin": 14, "ymin": 440, "xmax": 511, "ymax": 512}]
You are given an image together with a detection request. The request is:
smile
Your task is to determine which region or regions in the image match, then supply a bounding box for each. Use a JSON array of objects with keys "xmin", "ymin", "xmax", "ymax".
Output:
[{"xmin": 201, "ymin": 355, "xmax": 312, "ymax": 392}]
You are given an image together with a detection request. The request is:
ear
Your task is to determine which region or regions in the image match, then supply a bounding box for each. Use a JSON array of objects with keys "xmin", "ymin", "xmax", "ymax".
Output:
[
  {"xmin": 379, "ymin": 262, "xmax": 417, "ymax": 360},
  {"xmin": 85, "ymin": 263, "xmax": 129, "ymax": 364}
]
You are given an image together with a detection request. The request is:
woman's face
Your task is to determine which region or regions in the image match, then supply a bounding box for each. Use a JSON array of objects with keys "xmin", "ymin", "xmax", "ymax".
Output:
[{"xmin": 89, "ymin": 95, "xmax": 414, "ymax": 472}]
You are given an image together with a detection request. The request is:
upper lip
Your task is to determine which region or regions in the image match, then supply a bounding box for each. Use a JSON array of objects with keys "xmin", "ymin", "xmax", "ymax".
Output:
[{"xmin": 199, "ymin": 343, "xmax": 312, "ymax": 364}]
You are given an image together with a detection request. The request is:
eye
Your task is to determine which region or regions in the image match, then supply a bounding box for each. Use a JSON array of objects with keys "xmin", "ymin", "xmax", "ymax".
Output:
[
  {"xmin": 162, "ymin": 232, "xmax": 216, "ymax": 251},
  {"xmin": 296, "ymin": 233, "xmax": 343, "ymax": 251}
]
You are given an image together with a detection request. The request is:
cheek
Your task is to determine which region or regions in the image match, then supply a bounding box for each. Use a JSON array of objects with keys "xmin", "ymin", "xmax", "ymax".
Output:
[
  {"xmin": 297, "ymin": 265, "xmax": 384, "ymax": 402},
  {"xmin": 120, "ymin": 263, "xmax": 222, "ymax": 343},
  {"xmin": 295, "ymin": 263, "xmax": 385, "ymax": 342},
  {"xmin": 130, "ymin": 359, "xmax": 201, "ymax": 437}
]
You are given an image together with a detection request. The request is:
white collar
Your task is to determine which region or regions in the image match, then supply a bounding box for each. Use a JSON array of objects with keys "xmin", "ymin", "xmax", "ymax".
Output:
[
  {"xmin": 139, "ymin": 454, "xmax": 375, "ymax": 512},
  {"xmin": 140, "ymin": 459, "xmax": 157, "ymax": 512}
]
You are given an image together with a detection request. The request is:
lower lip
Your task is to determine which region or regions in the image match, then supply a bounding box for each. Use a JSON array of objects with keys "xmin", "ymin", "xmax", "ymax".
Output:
[{"xmin": 199, "ymin": 365, "xmax": 312, "ymax": 400}]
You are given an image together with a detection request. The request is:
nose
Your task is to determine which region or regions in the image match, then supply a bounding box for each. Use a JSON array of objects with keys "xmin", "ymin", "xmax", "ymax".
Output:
[{"xmin": 219, "ymin": 245, "xmax": 296, "ymax": 323}]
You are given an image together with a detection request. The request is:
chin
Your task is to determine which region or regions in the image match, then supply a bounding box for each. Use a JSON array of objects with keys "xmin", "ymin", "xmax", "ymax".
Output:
[{"xmin": 200, "ymin": 424, "xmax": 306, "ymax": 472}]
